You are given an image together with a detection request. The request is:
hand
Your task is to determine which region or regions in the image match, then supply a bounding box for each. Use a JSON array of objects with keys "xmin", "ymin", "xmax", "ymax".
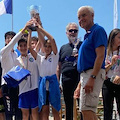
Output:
[
  {"xmin": 74, "ymin": 53, "xmax": 78, "ymax": 58},
  {"xmin": 22, "ymin": 20, "xmax": 34, "ymax": 32},
  {"xmin": 111, "ymin": 55, "xmax": 118, "ymax": 65},
  {"xmin": 84, "ymin": 77, "xmax": 95, "ymax": 93},
  {"xmin": 36, "ymin": 22, "xmax": 42, "ymax": 30},
  {"xmin": 59, "ymin": 85, "xmax": 63, "ymax": 93},
  {"xmin": 35, "ymin": 13, "xmax": 42, "ymax": 25},
  {"xmin": 113, "ymin": 75, "xmax": 120, "ymax": 85},
  {"xmin": 74, "ymin": 87, "xmax": 80, "ymax": 99}
]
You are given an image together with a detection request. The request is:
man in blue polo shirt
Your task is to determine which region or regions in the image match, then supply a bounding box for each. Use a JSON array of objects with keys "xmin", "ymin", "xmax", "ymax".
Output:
[{"xmin": 74, "ymin": 6, "xmax": 107, "ymax": 120}]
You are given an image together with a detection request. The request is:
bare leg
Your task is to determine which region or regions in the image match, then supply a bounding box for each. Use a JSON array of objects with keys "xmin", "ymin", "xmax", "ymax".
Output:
[
  {"xmin": 82, "ymin": 110, "xmax": 97, "ymax": 120},
  {"xmin": 41, "ymin": 105, "xmax": 49, "ymax": 120},
  {"xmin": 52, "ymin": 107, "xmax": 60, "ymax": 120},
  {"xmin": 21, "ymin": 108, "xmax": 29, "ymax": 120},
  {"xmin": 31, "ymin": 107, "xmax": 39, "ymax": 120},
  {"xmin": 0, "ymin": 113, "xmax": 5, "ymax": 120},
  {"xmin": 39, "ymin": 111, "xmax": 42, "ymax": 120}
]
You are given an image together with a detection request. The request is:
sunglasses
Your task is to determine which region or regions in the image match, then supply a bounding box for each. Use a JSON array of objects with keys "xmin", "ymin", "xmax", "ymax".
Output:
[{"xmin": 68, "ymin": 29, "xmax": 78, "ymax": 33}]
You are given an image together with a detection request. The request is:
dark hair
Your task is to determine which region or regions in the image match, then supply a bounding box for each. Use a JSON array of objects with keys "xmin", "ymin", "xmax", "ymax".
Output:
[
  {"xmin": 18, "ymin": 39, "xmax": 27, "ymax": 46},
  {"xmin": 31, "ymin": 36, "xmax": 38, "ymax": 42},
  {"xmin": 44, "ymin": 39, "xmax": 51, "ymax": 46},
  {"xmin": 21, "ymin": 33, "xmax": 28, "ymax": 39},
  {"xmin": 107, "ymin": 28, "xmax": 120, "ymax": 56},
  {"xmin": 4, "ymin": 31, "xmax": 16, "ymax": 39}
]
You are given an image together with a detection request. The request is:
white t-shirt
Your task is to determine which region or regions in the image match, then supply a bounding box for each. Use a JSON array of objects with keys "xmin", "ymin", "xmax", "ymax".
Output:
[
  {"xmin": 36, "ymin": 53, "xmax": 59, "ymax": 90},
  {"xmin": 36, "ymin": 52, "xmax": 59, "ymax": 77},
  {"xmin": 106, "ymin": 50, "xmax": 120, "ymax": 78},
  {"xmin": 0, "ymin": 32, "xmax": 22, "ymax": 85},
  {"xmin": 16, "ymin": 54, "xmax": 39, "ymax": 95}
]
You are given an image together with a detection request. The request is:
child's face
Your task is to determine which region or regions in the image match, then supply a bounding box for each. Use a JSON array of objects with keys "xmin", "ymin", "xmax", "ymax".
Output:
[
  {"xmin": 5, "ymin": 35, "xmax": 14, "ymax": 45},
  {"xmin": 17, "ymin": 42, "xmax": 28, "ymax": 56},
  {"xmin": 31, "ymin": 40, "xmax": 38, "ymax": 49},
  {"xmin": 44, "ymin": 42, "xmax": 52, "ymax": 56}
]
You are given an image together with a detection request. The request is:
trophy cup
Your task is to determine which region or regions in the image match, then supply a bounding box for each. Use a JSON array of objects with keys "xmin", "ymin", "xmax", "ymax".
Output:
[
  {"xmin": 28, "ymin": 5, "xmax": 40, "ymax": 31},
  {"xmin": 71, "ymin": 38, "xmax": 80, "ymax": 66},
  {"xmin": 71, "ymin": 38, "xmax": 80, "ymax": 56}
]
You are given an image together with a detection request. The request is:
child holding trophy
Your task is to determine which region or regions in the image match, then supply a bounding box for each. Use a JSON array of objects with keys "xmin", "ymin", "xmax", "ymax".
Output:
[{"xmin": 28, "ymin": 20, "xmax": 61, "ymax": 120}]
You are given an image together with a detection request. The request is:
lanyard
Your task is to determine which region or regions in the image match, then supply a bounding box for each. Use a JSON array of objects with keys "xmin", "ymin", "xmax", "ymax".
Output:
[
  {"xmin": 20, "ymin": 55, "xmax": 32, "ymax": 88},
  {"xmin": 20, "ymin": 55, "xmax": 28, "ymax": 69}
]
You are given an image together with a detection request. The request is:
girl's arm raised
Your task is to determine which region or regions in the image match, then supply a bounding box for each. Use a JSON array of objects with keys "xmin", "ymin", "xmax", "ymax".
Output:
[
  {"xmin": 27, "ymin": 30, "xmax": 37, "ymax": 60},
  {"xmin": 37, "ymin": 25, "xmax": 58, "ymax": 55}
]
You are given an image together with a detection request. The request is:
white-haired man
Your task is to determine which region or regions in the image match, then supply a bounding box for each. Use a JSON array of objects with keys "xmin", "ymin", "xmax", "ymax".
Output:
[
  {"xmin": 57, "ymin": 22, "xmax": 82, "ymax": 120},
  {"xmin": 74, "ymin": 6, "xmax": 107, "ymax": 120}
]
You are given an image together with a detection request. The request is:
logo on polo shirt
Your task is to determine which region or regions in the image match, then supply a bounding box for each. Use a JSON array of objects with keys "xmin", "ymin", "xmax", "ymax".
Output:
[
  {"xmin": 48, "ymin": 58, "xmax": 52, "ymax": 62},
  {"xmin": 29, "ymin": 57, "xmax": 34, "ymax": 62}
]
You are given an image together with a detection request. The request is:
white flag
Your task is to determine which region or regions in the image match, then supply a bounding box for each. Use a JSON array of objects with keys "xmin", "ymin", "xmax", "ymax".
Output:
[
  {"xmin": 0, "ymin": 0, "xmax": 12, "ymax": 16},
  {"xmin": 114, "ymin": 0, "xmax": 118, "ymax": 28}
]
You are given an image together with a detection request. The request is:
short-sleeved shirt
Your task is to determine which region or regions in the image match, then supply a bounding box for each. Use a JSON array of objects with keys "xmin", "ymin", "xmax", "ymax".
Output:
[
  {"xmin": 59, "ymin": 42, "xmax": 82, "ymax": 81},
  {"xmin": 36, "ymin": 53, "xmax": 59, "ymax": 77},
  {"xmin": 77, "ymin": 24, "xmax": 107, "ymax": 73},
  {"xmin": 16, "ymin": 53, "xmax": 39, "ymax": 95}
]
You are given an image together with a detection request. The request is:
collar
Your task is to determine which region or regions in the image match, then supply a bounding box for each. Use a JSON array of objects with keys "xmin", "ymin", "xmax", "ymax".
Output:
[
  {"xmin": 20, "ymin": 55, "xmax": 28, "ymax": 59},
  {"xmin": 44, "ymin": 53, "xmax": 52, "ymax": 60},
  {"xmin": 87, "ymin": 23, "xmax": 98, "ymax": 33},
  {"xmin": 84, "ymin": 23, "xmax": 98, "ymax": 40}
]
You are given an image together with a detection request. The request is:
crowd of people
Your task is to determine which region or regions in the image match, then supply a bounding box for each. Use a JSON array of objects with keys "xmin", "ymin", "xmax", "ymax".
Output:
[{"xmin": 0, "ymin": 5, "xmax": 119, "ymax": 120}]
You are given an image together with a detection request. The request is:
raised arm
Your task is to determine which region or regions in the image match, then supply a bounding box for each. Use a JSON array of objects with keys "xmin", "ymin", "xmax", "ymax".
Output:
[
  {"xmin": 0, "ymin": 22, "xmax": 29, "ymax": 56},
  {"xmin": 37, "ymin": 25, "xmax": 57, "ymax": 55},
  {"xmin": 27, "ymin": 30, "xmax": 37, "ymax": 60}
]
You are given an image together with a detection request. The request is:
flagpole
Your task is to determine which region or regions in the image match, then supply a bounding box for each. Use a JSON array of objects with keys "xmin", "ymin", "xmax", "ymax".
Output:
[
  {"xmin": 114, "ymin": 0, "xmax": 118, "ymax": 28},
  {"xmin": 12, "ymin": 0, "xmax": 13, "ymax": 31}
]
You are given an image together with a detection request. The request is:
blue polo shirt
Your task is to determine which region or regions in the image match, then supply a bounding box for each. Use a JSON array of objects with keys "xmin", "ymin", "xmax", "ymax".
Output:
[{"xmin": 77, "ymin": 24, "xmax": 107, "ymax": 73}]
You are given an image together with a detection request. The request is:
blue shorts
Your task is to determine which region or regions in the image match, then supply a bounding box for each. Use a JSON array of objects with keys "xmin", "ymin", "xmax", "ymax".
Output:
[{"xmin": 19, "ymin": 88, "xmax": 38, "ymax": 109}]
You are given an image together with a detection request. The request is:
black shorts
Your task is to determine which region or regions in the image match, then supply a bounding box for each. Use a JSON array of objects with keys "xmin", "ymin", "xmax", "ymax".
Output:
[
  {"xmin": 1, "ymin": 84, "xmax": 19, "ymax": 115},
  {"xmin": 0, "ymin": 97, "xmax": 5, "ymax": 113}
]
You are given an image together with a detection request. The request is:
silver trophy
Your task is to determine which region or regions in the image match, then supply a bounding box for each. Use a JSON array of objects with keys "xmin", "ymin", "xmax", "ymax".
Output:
[
  {"xmin": 28, "ymin": 5, "xmax": 40, "ymax": 31},
  {"xmin": 71, "ymin": 38, "xmax": 80, "ymax": 66},
  {"xmin": 72, "ymin": 38, "xmax": 80, "ymax": 56}
]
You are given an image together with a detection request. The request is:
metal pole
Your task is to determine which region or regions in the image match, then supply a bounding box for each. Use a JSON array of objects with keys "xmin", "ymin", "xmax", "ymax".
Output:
[{"xmin": 12, "ymin": 0, "xmax": 13, "ymax": 31}]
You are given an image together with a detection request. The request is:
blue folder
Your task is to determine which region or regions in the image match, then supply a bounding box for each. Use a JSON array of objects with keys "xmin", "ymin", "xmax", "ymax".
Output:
[{"xmin": 3, "ymin": 66, "xmax": 31, "ymax": 88}]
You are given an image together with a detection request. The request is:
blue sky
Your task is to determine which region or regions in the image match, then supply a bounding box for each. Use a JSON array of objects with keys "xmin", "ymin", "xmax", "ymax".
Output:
[{"xmin": 0, "ymin": 0, "xmax": 119, "ymax": 50}]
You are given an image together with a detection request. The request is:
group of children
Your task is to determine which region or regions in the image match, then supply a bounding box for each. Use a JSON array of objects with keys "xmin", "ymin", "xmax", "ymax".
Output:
[{"xmin": 0, "ymin": 17, "xmax": 61, "ymax": 120}]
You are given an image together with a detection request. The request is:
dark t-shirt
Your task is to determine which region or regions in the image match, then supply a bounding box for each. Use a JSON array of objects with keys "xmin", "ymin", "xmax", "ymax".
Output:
[{"xmin": 59, "ymin": 41, "xmax": 82, "ymax": 81}]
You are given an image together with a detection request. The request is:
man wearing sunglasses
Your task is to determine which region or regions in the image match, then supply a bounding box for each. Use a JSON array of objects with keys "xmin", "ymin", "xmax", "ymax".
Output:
[{"xmin": 56, "ymin": 22, "xmax": 82, "ymax": 120}]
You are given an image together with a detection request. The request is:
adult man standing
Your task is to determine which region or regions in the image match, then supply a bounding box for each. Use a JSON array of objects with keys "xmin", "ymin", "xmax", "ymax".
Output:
[
  {"xmin": 74, "ymin": 6, "xmax": 107, "ymax": 120},
  {"xmin": 57, "ymin": 22, "xmax": 82, "ymax": 120}
]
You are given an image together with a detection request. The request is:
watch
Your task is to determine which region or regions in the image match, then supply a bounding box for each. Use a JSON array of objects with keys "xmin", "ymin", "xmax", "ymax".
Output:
[{"xmin": 90, "ymin": 75, "xmax": 96, "ymax": 79}]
